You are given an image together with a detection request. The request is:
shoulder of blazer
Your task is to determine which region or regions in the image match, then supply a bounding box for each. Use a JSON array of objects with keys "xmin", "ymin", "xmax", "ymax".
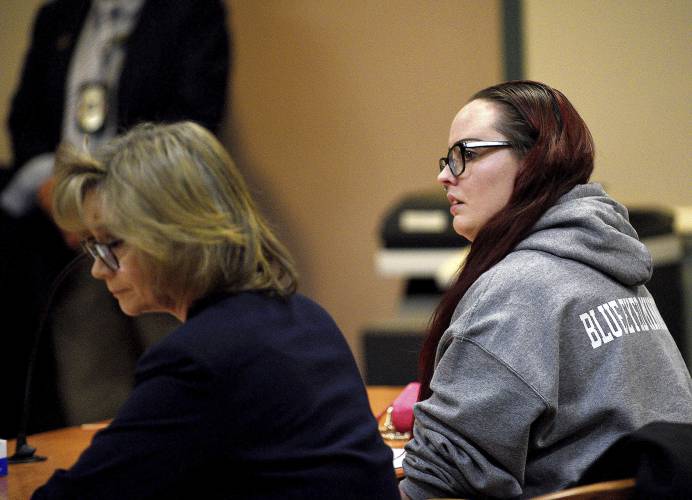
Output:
[
  {"xmin": 117, "ymin": 0, "xmax": 226, "ymax": 122},
  {"xmin": 127, "ymin": 0, "xmax": 224, "ymax": 44},
  {"xmin": 38, "ymin": 0, "xmax": 91, "ymax": 34},
  {"xmin": 33, "ymin": 0, "xmax": 91, "ymax": 57}
]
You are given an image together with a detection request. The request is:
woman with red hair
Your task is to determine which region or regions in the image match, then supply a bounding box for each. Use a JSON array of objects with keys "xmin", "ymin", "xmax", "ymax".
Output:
[{"xmin": 400, "ymin": 81, "xmax": 692, "ymax": 499}]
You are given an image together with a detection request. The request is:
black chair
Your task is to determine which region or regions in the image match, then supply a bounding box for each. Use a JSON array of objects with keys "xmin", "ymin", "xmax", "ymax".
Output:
[{"xmin": 579, "ymin": 421, "xmax": 692, "ymax": 499}]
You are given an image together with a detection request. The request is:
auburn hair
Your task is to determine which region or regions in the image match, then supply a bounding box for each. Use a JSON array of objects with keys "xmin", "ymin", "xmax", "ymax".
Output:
[{"xmin": 418, "ymin": 81, "xmax": 595, "ymax": 400}]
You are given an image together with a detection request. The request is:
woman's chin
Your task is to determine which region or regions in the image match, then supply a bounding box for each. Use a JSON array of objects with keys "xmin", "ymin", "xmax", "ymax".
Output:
[
  {"xmin": 117, "ymin": 300, "xmax": 170, "ymax": 318},
  {"xmin": 452, "ymin": 220, "xmax": 475, "ymax": 242},
  {"xmin": 118, "ymin": 305, "xmax": 141, "ymax": 317},
  {"xmin": 115, "ymin": 299, "xmax": 143, "ymax": 317}
]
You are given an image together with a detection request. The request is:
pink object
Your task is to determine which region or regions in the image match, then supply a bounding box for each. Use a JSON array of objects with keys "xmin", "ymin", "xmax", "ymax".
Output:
[{"xmin": 391, "ymin": 382, "xmax": 420, "ymax": 432}]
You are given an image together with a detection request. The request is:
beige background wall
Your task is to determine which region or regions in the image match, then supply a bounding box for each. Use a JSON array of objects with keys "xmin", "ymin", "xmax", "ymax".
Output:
[
  {"xmin": 0, "ymin": 1, "xmax": 503, "ymax": 368},
  {"xmin": 0, "ymin": 0, "xmax": 44, "ymax": 163},
  {"xmin": 523, "ymin": 0, "xmax": 691, "ymax": 208},
  {"xmin": 223, "ymin": 1, "xmax": 502, "ymax": 367},
  {"xmin": 2, "ymin": 1, "xmax": 689, "ymax": 370}
]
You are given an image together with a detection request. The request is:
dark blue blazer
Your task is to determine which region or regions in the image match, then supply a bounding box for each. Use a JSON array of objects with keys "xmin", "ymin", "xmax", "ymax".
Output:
[{"xmin": 33, "ymin": 292, "xmax": 399, "ymax": 499}]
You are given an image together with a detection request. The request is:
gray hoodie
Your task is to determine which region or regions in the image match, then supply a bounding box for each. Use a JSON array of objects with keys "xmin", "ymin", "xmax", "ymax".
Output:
[{"xmin": 401, "ymin": 183, "xmax": 692, "ymax": 499}]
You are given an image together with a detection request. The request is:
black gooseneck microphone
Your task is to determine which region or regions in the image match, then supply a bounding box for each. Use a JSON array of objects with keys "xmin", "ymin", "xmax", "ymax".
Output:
[{"xmin": 9, "ymin": 252, "xmax": 87, "ymax": 464}]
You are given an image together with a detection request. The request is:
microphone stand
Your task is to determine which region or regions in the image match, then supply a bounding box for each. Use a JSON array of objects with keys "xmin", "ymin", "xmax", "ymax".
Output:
[{"xmin": 9, "ymin": 253, "xmax": 87, "ymax": 464}]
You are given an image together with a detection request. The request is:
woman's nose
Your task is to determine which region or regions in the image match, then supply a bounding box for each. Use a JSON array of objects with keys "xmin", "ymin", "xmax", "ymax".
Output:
[
  {"xmin": 90, "ymin": 257, "xmax": 112, "ymax": 280},
  {"xmin": 437, "ymin": 164, "xmax": 456, "ymax": 186}
]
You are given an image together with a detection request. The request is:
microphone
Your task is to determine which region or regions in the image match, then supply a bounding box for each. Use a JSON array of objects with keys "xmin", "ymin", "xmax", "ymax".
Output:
[{"xmin": 9, "ymin": 252, "xmax": 87, "ymax": 464}]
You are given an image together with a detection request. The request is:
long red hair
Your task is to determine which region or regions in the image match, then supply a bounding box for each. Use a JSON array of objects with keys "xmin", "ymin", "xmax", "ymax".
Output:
[{"xmin": 418, "ymin": 81, "xmax": 595, "ymax": 401}]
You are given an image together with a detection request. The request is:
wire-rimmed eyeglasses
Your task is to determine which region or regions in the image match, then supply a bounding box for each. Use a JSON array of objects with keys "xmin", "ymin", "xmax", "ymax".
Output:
[
  {"xmin": 80, "ymin": 238, "xmax": 122, "ymax": 272},
  {"xmin": 439, "ymin": 140, "xmax": 512, "ymax": 177}
]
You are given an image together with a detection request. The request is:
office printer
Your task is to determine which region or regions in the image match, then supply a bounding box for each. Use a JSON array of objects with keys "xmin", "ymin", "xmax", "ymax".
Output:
[{"xmin": 376, "ymin": 190, "xmax": 469, "ymax": 293}]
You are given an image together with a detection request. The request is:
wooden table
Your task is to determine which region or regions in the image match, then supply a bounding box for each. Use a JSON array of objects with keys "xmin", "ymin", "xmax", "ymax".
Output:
[
  {"xmin": 1, "ymin": 386, "xmax": 403, "ymax": 499},
  {"xmin": 366, "ymin": 385, "xmax": 402, "ymax": 419}
]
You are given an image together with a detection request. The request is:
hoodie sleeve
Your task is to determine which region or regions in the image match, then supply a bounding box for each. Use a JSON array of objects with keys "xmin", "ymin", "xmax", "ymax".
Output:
[
  {"xmin": 400, "ymin": 261, "xmax": 557, "ymax": 500},
  {"xmin": 401, "ymin": 336, "xmax": 548, "ymax": 499}
]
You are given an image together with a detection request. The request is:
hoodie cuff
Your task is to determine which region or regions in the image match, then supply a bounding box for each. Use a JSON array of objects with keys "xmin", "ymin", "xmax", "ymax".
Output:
[{"xmin": 400, "ymin": 477, "xmax": 453, "ymax": 500}]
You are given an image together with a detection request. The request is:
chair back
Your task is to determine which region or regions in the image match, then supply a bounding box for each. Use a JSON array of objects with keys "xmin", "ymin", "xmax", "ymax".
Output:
[{"xmin": 530, "ymin": 478, "xmax": 636, "ymax": 500}]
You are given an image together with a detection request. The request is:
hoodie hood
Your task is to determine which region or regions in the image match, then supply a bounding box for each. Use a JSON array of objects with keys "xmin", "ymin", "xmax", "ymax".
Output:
[{"xmin": 515, "ymin": 183, "xmax": 652, "ymax": 287}]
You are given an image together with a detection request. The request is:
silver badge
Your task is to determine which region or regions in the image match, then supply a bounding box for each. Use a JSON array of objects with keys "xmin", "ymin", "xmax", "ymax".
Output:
[{"xmin": 76, "ymin": 82, "xmax": 108, "ymax": 134}]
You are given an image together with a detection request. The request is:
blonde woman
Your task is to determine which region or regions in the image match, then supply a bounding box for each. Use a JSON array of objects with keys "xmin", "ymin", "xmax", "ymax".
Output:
[{"xmin": 34, "ymin": 122, "xmax": 398, "ymax": 499}]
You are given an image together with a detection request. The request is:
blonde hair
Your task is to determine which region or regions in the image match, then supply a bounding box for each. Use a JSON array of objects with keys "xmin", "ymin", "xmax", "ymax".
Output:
[{"xmin": 53, "ymin": 122, "xmax": 297, "ymax": 305}]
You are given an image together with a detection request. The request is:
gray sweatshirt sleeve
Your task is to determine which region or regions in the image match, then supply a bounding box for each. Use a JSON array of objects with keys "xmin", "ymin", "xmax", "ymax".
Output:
[{"xmin": 401, "ymin": 331, "xmax": 549, "ymax": 498}]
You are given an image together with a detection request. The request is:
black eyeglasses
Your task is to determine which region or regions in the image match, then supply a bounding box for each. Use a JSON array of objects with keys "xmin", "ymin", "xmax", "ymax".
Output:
[
  {"xmin": 439, "ymin": 140, "xmax": 512, "ymax": 177},
  {"xmin": 80, "ymin": 238, "xmax": 123, "ymax": 272}
]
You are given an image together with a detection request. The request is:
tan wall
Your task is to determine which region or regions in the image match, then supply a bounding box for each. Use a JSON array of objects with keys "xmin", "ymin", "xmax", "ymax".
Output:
[
  {"xmin": 224, "ymin": 1, "xmax": 502, "ymax": 367},
  {"xmin": 0, "ymin": 1, "xmax": 503, "ymax": 367},
  {"xmin": 524, "ymin": 0, "xmax": 691, "ymax": 207},
  {"xmin": 0, "ymin": 0, "xmax": 45, "ymax": 165}
]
